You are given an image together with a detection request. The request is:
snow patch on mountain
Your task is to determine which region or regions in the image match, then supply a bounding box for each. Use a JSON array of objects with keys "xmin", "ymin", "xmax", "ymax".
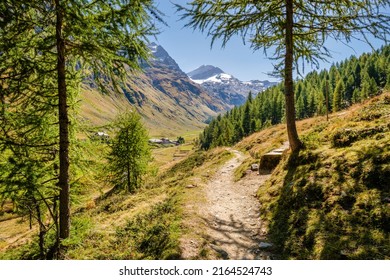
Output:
[
  {"xmin": 192, "ymin": 73, "xmax": 234, "ymax": 84},
  {"xmin": 149, "ymin": 42, "xmax": 158, "ymax": 53}
]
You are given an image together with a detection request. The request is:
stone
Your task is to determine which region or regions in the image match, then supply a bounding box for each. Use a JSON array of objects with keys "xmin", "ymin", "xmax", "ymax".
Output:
[
  {"xmin": 259, "ymin": 242, "xmax": 273, "ymax": 249},
  {"xmin": 211, "ymin": 245, "xmax": 229, "ymax": 260},
  {"xmin": 258, "ymin": 142, "xmax": 289, "ymax": 174},
  {"xmin": 186, "ymin": 184, "xmax": 196, "ymax": 188},
  {"xmin": 251, "ymin": 163, "xmax": 259, "ymax": 171},
  {"xmin": 259, "ymin": 152, "xmax": 283, "ymax": 172}
]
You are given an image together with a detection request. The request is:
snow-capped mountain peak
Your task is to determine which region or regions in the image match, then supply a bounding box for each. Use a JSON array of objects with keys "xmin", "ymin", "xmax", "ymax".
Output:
[
  {"xmin": 186, "ymin": 65, "xmax": 277, "ymax": 106},
  {"xmin": 187, "ymin": 65, "xmax": 224, "ymax": 80}
]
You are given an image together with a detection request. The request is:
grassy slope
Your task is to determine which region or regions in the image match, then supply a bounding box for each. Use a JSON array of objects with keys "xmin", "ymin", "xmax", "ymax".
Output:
[
  {"xmin": 2, "ymin": 93, "xmax": 388, "ymax": 260},
  {"xmin": 50, "ymin": 92, "xmax": 390, "ymax": 260},
  {"xmin": 0, "ymin": 141, "xmax": 233, "ymax": 259},
  {"xmin": 59, "ymin": 147, "xmax": 233, "ymax": 260},
  {"xmin": 254, "ymin": 93, "xmax": 390, "ymax": 259},
  {"xmin": 79, "ymin": 87, "xmax": 206, "ymax": 138},
  {"xmin": 78, "ymin": 65, "xmax": 226, "ymax": 138}
]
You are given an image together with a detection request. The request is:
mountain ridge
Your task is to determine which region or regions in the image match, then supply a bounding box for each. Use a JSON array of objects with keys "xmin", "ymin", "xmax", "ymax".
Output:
[
  {"xmin": 79, "ymin": 44, "xmax": 231, "ymax": 136},
  {"xmin": 187, "ymin": 65, "xmax": 277, "ymax": 106}
]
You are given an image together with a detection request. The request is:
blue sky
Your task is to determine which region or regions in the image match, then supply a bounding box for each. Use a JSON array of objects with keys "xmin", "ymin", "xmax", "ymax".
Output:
[{"xmin": 153, "ymin": 1, "xmax": 386, "ymax": 82}]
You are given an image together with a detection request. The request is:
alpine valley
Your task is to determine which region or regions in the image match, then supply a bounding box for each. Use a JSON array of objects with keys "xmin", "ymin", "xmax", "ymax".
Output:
[
  {"xmin": 2, "ymin": 0, "xmax": 390, "ymax": 264},
  {"xmin": 79, "ymin": 43, "xmax": 276, "ymax": 136}
]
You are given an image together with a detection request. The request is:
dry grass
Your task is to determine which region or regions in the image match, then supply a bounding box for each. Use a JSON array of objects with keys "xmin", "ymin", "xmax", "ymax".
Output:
[{"xmin": 0, "ymin": 217, "xmax": 36, "ymax": 253}]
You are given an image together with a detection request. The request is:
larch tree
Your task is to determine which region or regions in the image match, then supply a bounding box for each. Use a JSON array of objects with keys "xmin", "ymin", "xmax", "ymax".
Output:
[
  {"xmin": 108, "ymin": 111, "xmax": 151, "ymax": 193},
  {"xmin": 177, "ymin": 0, "xmax": 390, "ymax": 153},
  {"xmin": 0, "ymin": 0, "xmax": 163, "ymax": 252},
  {"xmin": 1, "ymin": 1, "xmax": 63, "ymax": 258},
  {"xmin": 333, "ymin": 79, "xmax": 345, "ymax": 112},
  {"xmin": 242, "ymin": 101, "xmax": 251, "ymax": 136}
]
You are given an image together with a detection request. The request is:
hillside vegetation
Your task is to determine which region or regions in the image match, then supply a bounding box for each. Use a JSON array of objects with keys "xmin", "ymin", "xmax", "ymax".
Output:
[
  {"xmin": 250, "ymin": 94, "xmax": 390, "ymax": 259},
  {"xmin": 0, "ymin": 142, "xmax": 233, "ymax": 259},
  {"xmin": 200, "ymin": 45, "xmax": 390, "ymax": 149},
  {"xmin": 1, "ymin": 93, "xmax": 388, "ymax": 260}
]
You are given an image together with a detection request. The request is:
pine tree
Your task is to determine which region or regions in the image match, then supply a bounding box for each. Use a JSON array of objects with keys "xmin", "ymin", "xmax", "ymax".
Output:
[
  {"xmin": 361, "ymin": 71, "xmax": 378, "ymax": 99},
  {"xmin": 0, "ymin": 0, "xmax": 162, "ymax": 248},
  {"xmin": 247, "ymin": 91, "xmax": 253, "ymax": 103},
  {"xmin": 345, "ymin": 74, "xmax": 355, "ymax": 104},
  {"xmin": 333, "ymin": 80, "xmax": 345, "ymax": 112},
  {"xmin": 0, "ymin": 97, "xmax": 59, "ymax": 258},
  {"xmin": 307, "ymin": 91, "xmax": 316, "ymax": 117},
  {"xmin": 316, "ymin": 89, "xmax": 326, "ymax": 115},
  {"xmin": 242, "ymin": 102, "xmax": 251, "ymax": 136},
  {"xmin": 177, "ymin": 0, "xmax": 390, "ymax": 153},
  {"xmin": 354, "ymin": 61, "xmax": 362, "ymax": 90},
  {"xmin": 108, "ymin": 111, "xmax": 151, "ymax": 193},
  {"xmin": 385, "ymin": 69, "xmax": 390, "ymax": 90},
  {"xmin": 296, "ymin": 94, "xmax": 305, "ymax": 119}
]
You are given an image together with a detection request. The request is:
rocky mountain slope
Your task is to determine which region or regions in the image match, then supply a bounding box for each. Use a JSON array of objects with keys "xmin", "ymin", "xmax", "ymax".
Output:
[
  {"xmin": 79, "ymin": 44, "xmax": 230, "ymax": 136},
  {"xmin": 187, "ymin": 65, "xmax": 277, "ymax": 106}
]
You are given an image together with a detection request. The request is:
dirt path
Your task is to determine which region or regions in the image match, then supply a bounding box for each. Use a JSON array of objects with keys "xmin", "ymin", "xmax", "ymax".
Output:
[{"xmin": 198, "ymin": 149, "xmax": 272, "ymax": 259}]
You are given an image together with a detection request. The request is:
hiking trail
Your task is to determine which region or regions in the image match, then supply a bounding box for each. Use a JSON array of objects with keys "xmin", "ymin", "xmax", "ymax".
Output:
[{"xmin": 181, "ymin": 148, "xmax": 273, "ymax": 260}]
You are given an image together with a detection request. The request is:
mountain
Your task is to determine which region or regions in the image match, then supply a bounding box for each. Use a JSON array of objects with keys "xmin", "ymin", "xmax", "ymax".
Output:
[
  {"xmin": 79, "ymin": 44, "xmax": 230, "ymax": 137},
  {"xmin": 187, "ymin": 65, "xmax": 224, "ymax": 80},
  {"xmin": 187, "ymin": 65, "xmax": 277, "ymax": 106},
  {"xmin": 147, "ymin": 42, "xmax": 182, "ymax": 72}
]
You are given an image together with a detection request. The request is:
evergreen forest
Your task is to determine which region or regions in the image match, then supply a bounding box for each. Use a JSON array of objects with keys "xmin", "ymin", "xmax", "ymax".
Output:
[{"xmin": 199, "ymin": 46, "xmax": 390, "ymax": 150}]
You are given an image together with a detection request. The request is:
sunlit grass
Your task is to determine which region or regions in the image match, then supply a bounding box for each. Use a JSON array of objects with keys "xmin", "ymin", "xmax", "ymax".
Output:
[{"xmin": 256, "ymin": 93, "xmax": 390, "ymax": 259}]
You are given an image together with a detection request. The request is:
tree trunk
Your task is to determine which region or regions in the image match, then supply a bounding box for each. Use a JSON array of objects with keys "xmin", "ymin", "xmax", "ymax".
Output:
[
  {"xmin": 127, "ymin": 162, "xmax": 131, "ymax": 192},
  {"xmin": 34, "ymin": 199, "xmax": 46, "ymax": 259},
  {"xmin": 56, "ymin": 0, "xmax": 70, "ymax": 241},
  {"xmin": 126, "ymin": 128, "xmax": 131, "ymax": 192},
  {"xmin": 326, "ymin": 79, "xmax": 329, "ymax": 121},
  {"xmin": 0, "ymin": 90, "xmax": 4, "ymax": 117},
  {"xmin": 284, "ymin": 0, "xmax": 302, "ymax": 153}
]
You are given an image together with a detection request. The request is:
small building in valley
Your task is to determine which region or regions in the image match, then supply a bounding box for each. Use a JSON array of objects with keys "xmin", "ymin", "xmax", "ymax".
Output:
[{"xmin": 149, "ymin": 138, "xmax": 179, "ymax": 145}]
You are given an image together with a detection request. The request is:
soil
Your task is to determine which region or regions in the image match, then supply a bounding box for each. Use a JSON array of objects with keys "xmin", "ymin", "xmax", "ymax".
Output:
[{"xmin": 181, "ymin": 149, "xmax": 273, "ymax": 260}]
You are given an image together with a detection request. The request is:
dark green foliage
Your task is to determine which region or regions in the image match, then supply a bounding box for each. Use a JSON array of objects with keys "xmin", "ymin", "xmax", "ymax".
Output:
[
  {"xmin": 108, "ymin": 111, "xmax": 151, "ymax": 193},
  {"xmin": 242, "ymin": 102, "xmax": 252, "ymax": 136},
  {"xmin": 199, "ymin": 45, "xmax": 390, "ymax": 150},
  {"xmin": 177, "ymin": 136, "xmax": 185, "ymax": 144},
  {"xmin": 333, "ymin": 80, "xmax": 344, "ymax": 112}
]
